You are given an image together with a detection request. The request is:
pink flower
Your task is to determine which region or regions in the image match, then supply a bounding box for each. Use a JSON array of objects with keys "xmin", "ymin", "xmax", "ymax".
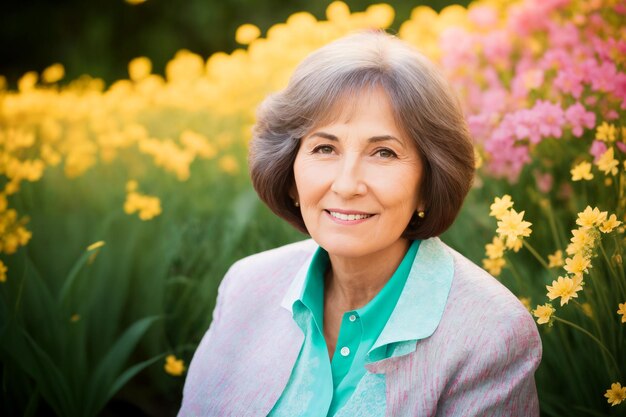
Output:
[
  {"xmin": 533, "ymin": 100, "xmax": 565, "ymax": 140},
  {"xmin": 565, "ymin": 103, "xmax": 596, "ymax": 137},
  {"xmin": 548, "ymin": 21, "xmax": 580, "ymax": 49},
  {"xmin": 554, "ymin": 69, "xmax": 584, "ymax": 98},
  {"xmin": 534, "ymin": 170, "xmax": 554, "ymax": 193},
  {"xmin": 587, "ymin": 60, "xmax": 618, "ymax": 93},
  {"xmin": 468, "ymin": 5, "xmax": 499, "ymax": 28},
  {"xmin": 480, "ymin": 31, "xmax": 513, "ymax": 67},
  {"xmin": 590, "ymin": 140, "xmax": 608, "ymax": 162}
]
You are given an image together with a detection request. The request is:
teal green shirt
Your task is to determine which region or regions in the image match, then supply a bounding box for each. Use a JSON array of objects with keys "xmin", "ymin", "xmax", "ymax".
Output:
[{"xmin": 269, "ymin": 240, "xmax": 421, "ymax": 417}]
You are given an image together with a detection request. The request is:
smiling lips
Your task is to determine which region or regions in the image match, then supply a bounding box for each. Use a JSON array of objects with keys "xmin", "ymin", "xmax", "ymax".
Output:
[{"xmin": 325, "ymin": 209, "xmax": 375, "ymax": 222}]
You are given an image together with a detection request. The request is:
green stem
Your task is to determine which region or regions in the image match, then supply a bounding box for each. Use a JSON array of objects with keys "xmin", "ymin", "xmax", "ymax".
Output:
[
  {"xmin": 544, "ymin": 198, "xmax": 566, "ymax": 251},
  {"xmin": 522, "ymin": 240, "xmax": 551, "ymax": 271},
  {"xmin": 503, "ymin": 252, "xmax": 526, "ymax": 293},
  {"xmin": 598, "ymin": 239, "xmax": 624, "ymax": 296},
  {"xmin": 553, "ymin": 316, "xmax": 619, "ymax": 375}
]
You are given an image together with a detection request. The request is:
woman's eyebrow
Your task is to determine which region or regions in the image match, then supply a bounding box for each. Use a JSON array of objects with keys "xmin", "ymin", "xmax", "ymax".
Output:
[{"xmin": 306, "ymin": 131, "xmax": 404, "ymax": 146}]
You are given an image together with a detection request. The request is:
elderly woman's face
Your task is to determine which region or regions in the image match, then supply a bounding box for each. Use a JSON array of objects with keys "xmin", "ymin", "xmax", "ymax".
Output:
[{"xmin": 292, "ymin": 86, "xmax": 423, "ymax": 258}]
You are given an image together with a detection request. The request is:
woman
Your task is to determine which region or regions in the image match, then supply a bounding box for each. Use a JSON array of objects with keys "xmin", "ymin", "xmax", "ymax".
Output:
[{"xmin": 180, "ymin": 30, "xmax": 541, "ymax": 416}]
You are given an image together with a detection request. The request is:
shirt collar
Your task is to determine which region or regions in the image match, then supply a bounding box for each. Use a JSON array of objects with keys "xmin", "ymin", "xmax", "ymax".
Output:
[{"xmin": 280, "ymin": 237, "xmax": 454, "ymax": 350}]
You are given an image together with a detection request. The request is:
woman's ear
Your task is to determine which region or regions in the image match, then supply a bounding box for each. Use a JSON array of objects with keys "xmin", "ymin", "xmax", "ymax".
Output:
[{"xmin": 288, "ymin": 184, "xmax": 299, "ymax": 202}]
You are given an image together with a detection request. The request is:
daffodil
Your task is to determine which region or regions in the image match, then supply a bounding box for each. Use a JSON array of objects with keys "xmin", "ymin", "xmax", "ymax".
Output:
[
  {"xmin": 595, "ymin": 122, "xmax": 617, "ymax": 142},
  {"xmin": 546, "ymin": 276, "xmax": 583, "ymax": 306},
  {"xmin": 547, "ymin": 250, "xmax": 564, "ymax": 268},
  {"xmin": 485, "ymin": 236, "xmax": 505, "ymax": 259},
  {"xmin": 605, "ymin": 382, "xmax": 626, "ymax": 406},
  {"xmin": 596, "ymin": 147, "xmax": 619, "ymax": 176},
  {"xmin": 489, "ymin": 195, "xmax": 514, "ymax": 219},
  {"xmin": 482, "ymin": 257, "xmax": 505, "ymax": 276},
  {"xmin": 496, "ymin": 209, "xmax": 532, "ymax": 243},
  {"xmin": 600, "ymin": 214, "xmax": 622, "ymax": 233},
  {"xmin": 564, "ymin": 253, "xmax": 591, "ymax": 276},
  {"xmin": 576, "ymin": 206, "xmax": 607, "ymax": 229},
  {"xmin": 570, "ymin": 161, "xmax": 593, "ymax": 181},
  {"xmin": 236, "ymin": 24, "xmax": 261, "ymax": 45},
  {"xmin": 533, "ymin": 303, "xmax": 555, "ymax": 325}
]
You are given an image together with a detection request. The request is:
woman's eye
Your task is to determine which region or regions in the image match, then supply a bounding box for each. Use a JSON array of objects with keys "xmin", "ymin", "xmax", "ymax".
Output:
[
  {"xmin": 376, "ymin": 148, "xmax": 397, "ymax": 158},
  {"xmin": 313, "ymin": 145, "xmax": 334, "ymax": 154}
]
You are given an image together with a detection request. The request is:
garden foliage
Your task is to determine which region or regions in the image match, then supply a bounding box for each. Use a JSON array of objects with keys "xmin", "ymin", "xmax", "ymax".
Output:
[{"xmin": 0, "ymin": 0, "xmax": 625, "ymax": 415}]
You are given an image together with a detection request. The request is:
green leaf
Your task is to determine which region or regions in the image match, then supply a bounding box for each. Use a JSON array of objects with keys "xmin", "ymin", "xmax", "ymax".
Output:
[
  {"xmin": 106, "ymin": 353, "xmax": 166, "ymax": 404},
  {"xmin": 83, "ymin": 315, "xmax": 162, "ymax": 416},
  {"xmin": 57, "ymin": 247, "xmax": 99, "ymax": 308},
  {"xmin": 20, "ymin": 329, "xmax": 74, "ymax": 416}
]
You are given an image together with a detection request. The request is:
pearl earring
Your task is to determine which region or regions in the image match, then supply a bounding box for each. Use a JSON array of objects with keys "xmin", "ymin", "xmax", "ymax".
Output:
[
  {"xmin": 294, "ymin": 201, "xmax": 300, "ymax": 207},
  {"xmin": 418, "ymin": 210, "xmax": 425, "ymax": 218}
]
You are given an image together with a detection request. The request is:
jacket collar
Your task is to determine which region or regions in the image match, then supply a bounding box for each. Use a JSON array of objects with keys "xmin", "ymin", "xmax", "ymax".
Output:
[{"xmin": 279, "ymin": 237, "xmax": 455, "ymax": 360}]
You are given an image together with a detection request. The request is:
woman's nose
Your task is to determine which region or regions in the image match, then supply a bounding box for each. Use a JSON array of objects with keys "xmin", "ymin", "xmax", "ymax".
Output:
[{"xmin": 330, "ymin": 155, "xmax": 367, "ymax": 197}]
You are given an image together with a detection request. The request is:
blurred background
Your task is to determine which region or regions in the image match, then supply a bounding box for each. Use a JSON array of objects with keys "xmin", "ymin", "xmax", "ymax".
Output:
[
  {"xmin": 1, "ymin": 0, "xmax": 467, "ymax": 87},
  {"xmin": 1, "ymin": 0, "xmax": 624, "ymax": 416}
]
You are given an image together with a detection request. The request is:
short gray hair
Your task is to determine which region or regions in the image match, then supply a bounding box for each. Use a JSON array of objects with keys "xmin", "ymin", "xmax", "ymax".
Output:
[{"xmin": 249, "ymin": 30, "xmax": 475, "ymax": 239}]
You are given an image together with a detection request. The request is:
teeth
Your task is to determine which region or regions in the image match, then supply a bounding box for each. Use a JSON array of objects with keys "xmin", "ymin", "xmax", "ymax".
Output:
[{"xmin": 329, "ymin": 211, "xmax": 372, "ymax": 221}]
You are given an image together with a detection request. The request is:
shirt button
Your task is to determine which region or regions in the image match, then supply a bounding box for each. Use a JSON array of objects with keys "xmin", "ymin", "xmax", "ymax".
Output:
[
  {"xmin": 340, "ymin": 347, "xmax": 350, "ymax": 357},
  {"xmin": 349, "ymin": 314, "xmax": 357, "ymax": 322}
]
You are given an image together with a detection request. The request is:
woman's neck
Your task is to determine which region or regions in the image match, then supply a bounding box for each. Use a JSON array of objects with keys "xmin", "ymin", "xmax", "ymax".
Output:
[{"xmin": 324, "ymin": 238, "xmax": 410, "ymax": 311}]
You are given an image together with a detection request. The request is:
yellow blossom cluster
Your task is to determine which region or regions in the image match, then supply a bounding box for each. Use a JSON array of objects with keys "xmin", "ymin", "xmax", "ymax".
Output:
[
  {"xmin": 0, "ymin": 2, "xmax": 415, "ymax": 287},
  {"xmin": 594, "ymin": 122, "xmax": 626, "ymax": 177},
  {"xmin": 482, "ymin": 195, "xmax": 532, "ymax": 276},
  {"xmin": 124, "ymin": 180, "xmax": 162, "ymax": 221},
  {"xmin": 541, "ymin": 206, "xmax": 621, "ymax": 310}
]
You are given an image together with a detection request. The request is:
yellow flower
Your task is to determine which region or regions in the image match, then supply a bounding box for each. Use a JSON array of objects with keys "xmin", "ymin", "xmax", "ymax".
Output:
[
  {"xmin": 600, "ymin": 214, "xmax": 622, "ymax": 233},
  {"xmin": 596, "ymin": 147, "xmax": 619, "ymax": 176},
  {"xmin": 482, "ymin": 257, "xmax": 505, "ymax": 276},
  {"xmin": 570, "ymin": 161, "xmax": 594, "ymax": 181},
  {"xmin": 125, "ymin": 0, "xmax": 147, "ymax": 4},
  {"xmin": 0, "ymin": 260, "xmax": 7, "ymax": 282},
  {"xmin": 546, "ymin": 276, "xmax": 583, "ymax": 306},
  {"xmin": 505, "ymin": 236, "xmax": 523, "ymax": 252},
  {"xmin": 548, "ymin": 250, "xmax": 564, "ymax": 268},
  {"xmin": 533, "ymin": 303, "xmax": 555, "ymax": 325},
  {"xmin": 128, "ymin": 57, "xmax": 152, "ymax": 81},
  {"xmin": 365, "ymin": 3, "xmax": 395, "ymax": 28},
  {"xmin": 326, "ymin": 1, "xmax": 351, "ymax": 22},
  {"xmin": 485, "ymin": 236, "xmax": 505, "ymax": 259},
  {"xmin": 564, "ymin": 253, "xmax": 591, "ymax": 276},
  {"xmin": 605, "ymin": 382, "xmax": 626, "ymax": 406},
  {"xmin": 489, "ymin": 195, "xmax": 513, "ymax": 219},
  {"xmin": 235, "ymin": 24, "xmax": 261, "ymax": 45},
  {"xmin": 218, "ymin": 155, "xmax": 239, "ymax": 175},
  {"xmin": 582, "ymin": 302, "xmax": 593, "ymax": 318},
  {"xmin": 164, "ymin": 355, "xmax": 185, "ymax": 376},
  {"xmin": 496, "ymin": 209, "xmax": 532, "ymax": 243},
  {"xmin": 42, "ymin": 63, "xmax": 65, "ymax": 83},
  {"xmin": 595, "ymin": 122, "xmax": 617, "ymax": 142},
  {"xmin": 576, "ymin": 206, "xmax": 607, "ymax": 229},
  {"xmin": 70, "ymin": 314, "xmax": 81, "ymax": 322},
  {"xmin": 618, "ymin": 303, "xmax": 626, "ymax": 323},
  {"xmin": 567, "ymin": 227, "xmax": 597, "ymax": 256}
]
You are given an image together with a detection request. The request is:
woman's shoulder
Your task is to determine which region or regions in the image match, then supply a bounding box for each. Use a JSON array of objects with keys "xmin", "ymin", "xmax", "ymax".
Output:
[
  {"xmin": 438, "ymin": 240, "xmax": 538, "ymax": 333},
  {"xmin": 219, "ymin": 238, "xmax": 317, "ymax": 296}
]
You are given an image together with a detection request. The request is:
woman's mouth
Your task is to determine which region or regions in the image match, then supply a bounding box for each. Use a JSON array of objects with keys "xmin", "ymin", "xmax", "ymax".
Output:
[{"xmin": 325, "ymin": 209, "xmax": 375, "ymax": 223}]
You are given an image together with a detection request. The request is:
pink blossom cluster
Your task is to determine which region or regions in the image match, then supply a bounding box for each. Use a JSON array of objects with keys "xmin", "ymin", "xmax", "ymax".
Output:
[{"xmin": 440, "ymin": 0, "xmax": 626, "ymax": 181}]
